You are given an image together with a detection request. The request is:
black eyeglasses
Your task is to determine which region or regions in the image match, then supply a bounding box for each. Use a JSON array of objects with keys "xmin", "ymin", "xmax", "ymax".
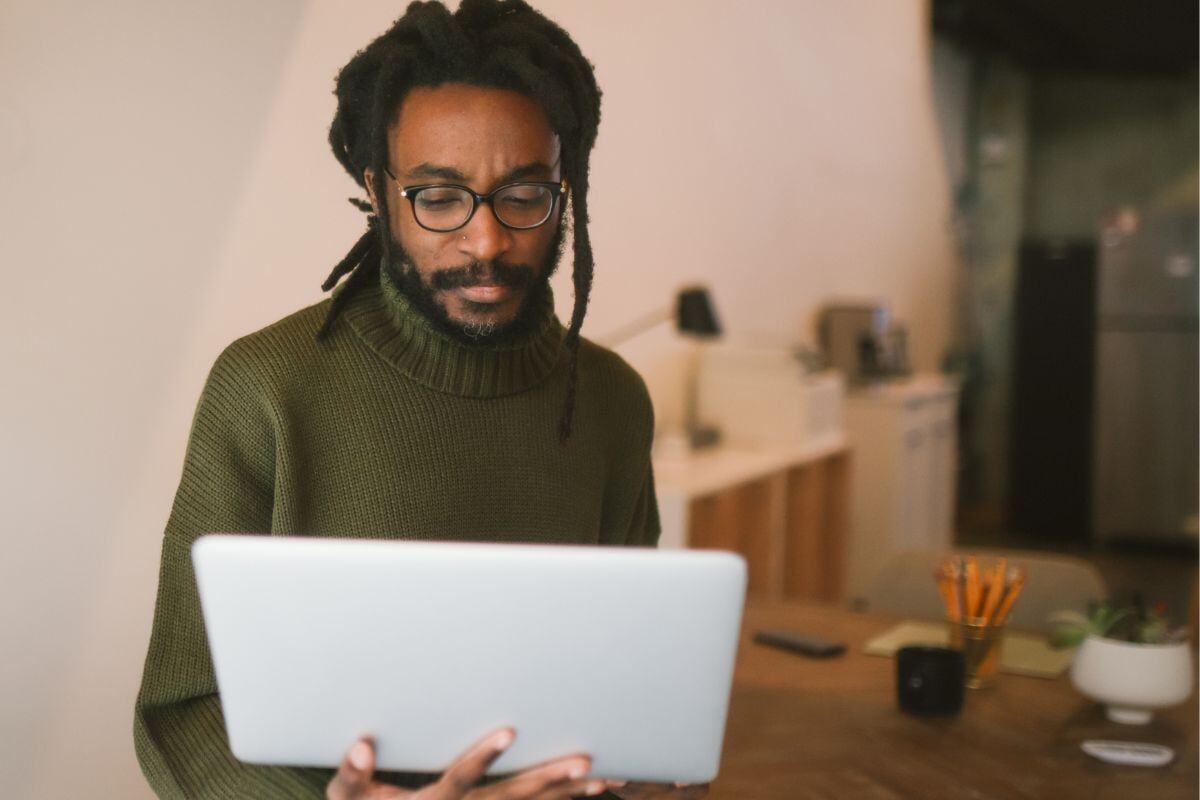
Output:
[{"xmin": 385, "ymin": 167, "xmax": 567, "ymax": 233}]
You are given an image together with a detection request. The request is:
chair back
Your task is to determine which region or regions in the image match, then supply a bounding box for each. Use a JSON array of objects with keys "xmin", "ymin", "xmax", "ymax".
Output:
[{"xmin": 863, "ymin": 548, "xmax": 1107, "ymax": 633}]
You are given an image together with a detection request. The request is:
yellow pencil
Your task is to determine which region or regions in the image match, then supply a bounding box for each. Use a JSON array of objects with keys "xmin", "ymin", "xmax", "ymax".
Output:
[
  {"xmin": 980, "ymin": 558, "xmax": 1007, "ymax": 622},
  {"xmin": 936, "ymin": 570, "xmax": 954, "ymax": 619},
  {"xmin": 952, "ymin": 557, "xmax": 967, "ymax": 620},
  {"xmin": 993, "ymin": 568, "xmax": 1025, "ymax": 625},
  {"xmin": 965, "ymin": 557, "xmax": 982, "ymax": 619},
  {"xmin": 961, "ymin": 559, "xmax": 970, "ymax": 620},
  {"xmin": 947, "ymin": 565, "xmax": 962, "ymax": 622},
  {"xmin": 936, "ymin": 564, "xmax": 961, "ymax": 621}
]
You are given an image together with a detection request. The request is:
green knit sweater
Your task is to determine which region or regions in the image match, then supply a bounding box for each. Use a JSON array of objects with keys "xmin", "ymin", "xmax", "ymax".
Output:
[{"xmin": 133, "ymin": 268, "xmax": 659, "ymax": 799}]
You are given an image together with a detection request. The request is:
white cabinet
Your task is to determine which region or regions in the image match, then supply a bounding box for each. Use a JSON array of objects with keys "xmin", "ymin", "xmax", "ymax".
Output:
[{"xmin": 843, "ymin": 376, "xmax": 959, "ymax": 600}]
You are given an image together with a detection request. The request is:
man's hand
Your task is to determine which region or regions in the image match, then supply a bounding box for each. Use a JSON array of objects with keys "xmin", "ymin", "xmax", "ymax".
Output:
[
  {"xmin": 326, "ymin": 728, "xmax": 624, "ymax": 800},
  {"xmin": 611, "ymin": 782, "xmax": 710, "ymax": 800}
]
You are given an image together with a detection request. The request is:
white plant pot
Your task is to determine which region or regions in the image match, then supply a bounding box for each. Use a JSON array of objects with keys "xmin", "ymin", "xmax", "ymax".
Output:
[{"xmin": 1070, "ymin": 634, "xmax": 1195, "ymax": 724}]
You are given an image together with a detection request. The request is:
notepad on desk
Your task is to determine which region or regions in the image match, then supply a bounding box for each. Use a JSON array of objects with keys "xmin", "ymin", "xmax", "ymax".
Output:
[{"xmin": 863, "ymin": 620, "xmax": 1075, "ymax": 679}]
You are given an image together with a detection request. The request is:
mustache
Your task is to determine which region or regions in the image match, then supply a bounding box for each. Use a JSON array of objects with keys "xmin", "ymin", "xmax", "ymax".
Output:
[{"xmin": 430, "ymin": 261, "xmax": 535, "ymax": 291}]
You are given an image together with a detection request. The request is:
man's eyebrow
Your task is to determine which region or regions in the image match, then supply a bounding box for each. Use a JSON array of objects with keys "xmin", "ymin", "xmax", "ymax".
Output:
[
  {"xmin": 405, "ymin": 163, "xmax": 468, "ymax": 182},
  {"xmin": 402, "ymin": 161, "xmax": 556, "ymax": 185}
]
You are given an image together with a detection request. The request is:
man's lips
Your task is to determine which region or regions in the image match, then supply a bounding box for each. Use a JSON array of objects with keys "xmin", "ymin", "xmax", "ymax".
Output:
[{"xmin": 457, "ymin": 284, "xmax": 515, "ymax": 304}]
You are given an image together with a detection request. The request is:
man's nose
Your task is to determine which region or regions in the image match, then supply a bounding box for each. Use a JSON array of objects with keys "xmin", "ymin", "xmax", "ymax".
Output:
[{"xmin": 457, "ymin": 201, "xmax": 514, "ymax": 263}]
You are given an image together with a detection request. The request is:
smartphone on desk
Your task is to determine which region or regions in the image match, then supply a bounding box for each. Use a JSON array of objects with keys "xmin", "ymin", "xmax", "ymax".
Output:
[{"xmin": 754, "ymin": 628, "xmax": 846, "ymax": 658}]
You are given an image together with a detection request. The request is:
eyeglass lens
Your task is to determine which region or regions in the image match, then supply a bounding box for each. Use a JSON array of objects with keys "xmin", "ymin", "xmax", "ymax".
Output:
[{"xmin": 413, "ymin": 184, "xmax": 555, "ymax": 231}]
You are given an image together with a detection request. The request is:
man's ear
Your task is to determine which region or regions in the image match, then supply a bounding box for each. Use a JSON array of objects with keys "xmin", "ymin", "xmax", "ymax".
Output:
[{"xmin": 363, "ymin": 169, "xmax": 378, "ymax": 212}]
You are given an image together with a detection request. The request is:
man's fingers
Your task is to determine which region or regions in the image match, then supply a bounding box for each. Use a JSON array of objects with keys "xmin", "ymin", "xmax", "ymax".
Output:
[
  {"xmin": 528, "ymin": 777, "xmax": 619, "ymax": 800},
  {"xmin": 613, "ymin": 781, "xmax": 710, "ymax": 800},
  {"xmin": 434, "ymin": 727, "xmax": 516, "ymax": 797},
  {"xmin": 327, "ymin": 738, "xmax": 376, "ymax": 800},
  {"xmin": 526, "ymin": 777, "xmax": 613, "ymax": 800},
  {"xmin": 474, "ymin": 755, "xmax": 592, "ymax": 800}
]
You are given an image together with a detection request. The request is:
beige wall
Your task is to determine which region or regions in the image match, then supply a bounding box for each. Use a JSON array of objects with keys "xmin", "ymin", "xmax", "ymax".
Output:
[
  {"xmin": 1, "ymin": 1, "xmax": 957, "ymax": 796},
  {"xmin": 1, "ymin": 2, "xmax": 312, "ymax": 796},
  {"xmin": 550, "ymin": 0, "xmax": 958, "ymax": 427}
]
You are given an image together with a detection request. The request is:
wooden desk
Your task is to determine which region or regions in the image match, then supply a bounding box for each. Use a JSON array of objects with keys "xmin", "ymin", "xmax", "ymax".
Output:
[{"xmin": 713, "ymin": 602, "xmax": 1198, "ymax": 799}]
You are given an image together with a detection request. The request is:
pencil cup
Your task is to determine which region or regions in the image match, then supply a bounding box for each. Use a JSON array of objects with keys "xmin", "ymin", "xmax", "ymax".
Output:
[{"xmin": 949, "ymin": 617, "xmax": 1005, "ymax": 689}]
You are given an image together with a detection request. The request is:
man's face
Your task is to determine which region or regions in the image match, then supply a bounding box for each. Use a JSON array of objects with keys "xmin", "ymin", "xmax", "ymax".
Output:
[{"xmin": 365, "ymin": 84, "xmax": 565, "ymax": 340}]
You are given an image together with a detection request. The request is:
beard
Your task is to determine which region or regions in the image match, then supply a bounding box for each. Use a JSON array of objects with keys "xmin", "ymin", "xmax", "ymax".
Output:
[{"xmin": 382, "ymin": 218, "xmax": 566, "ymax": 347}]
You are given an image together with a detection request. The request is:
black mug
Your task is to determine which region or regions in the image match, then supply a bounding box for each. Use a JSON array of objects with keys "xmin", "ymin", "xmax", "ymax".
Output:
[{"xmin": 896, "ymin": 645, "xmax": 965, "ymax": 716}]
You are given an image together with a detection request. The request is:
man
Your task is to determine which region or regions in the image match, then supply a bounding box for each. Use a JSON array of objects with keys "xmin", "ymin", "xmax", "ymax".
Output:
[{"xmin": 133, "ymin": 2, "xmax": 704, "ymax": 798}]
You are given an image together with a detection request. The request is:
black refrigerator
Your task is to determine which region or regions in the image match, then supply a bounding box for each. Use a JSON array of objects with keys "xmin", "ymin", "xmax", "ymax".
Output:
[{"xmin": 1010, "ymin": 239, "xmax": 1097, "ymax": 544}]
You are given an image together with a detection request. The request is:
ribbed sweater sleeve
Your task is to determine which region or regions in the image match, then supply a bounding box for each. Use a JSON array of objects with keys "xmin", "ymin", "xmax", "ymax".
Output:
[
  {"xmin": 132, "ymin": 344, "xmax": 332, "ymax": 799},
  {"xmin": 625, "ymin": 465, "xmax": 661, "ymax": 548},
  {"xmin": 591, "ymin": 345, "xmax": 660, "ymax": 548},
  {"xmin": 608, "ymin": 428, "xmax": 660, "ymax": 547}
]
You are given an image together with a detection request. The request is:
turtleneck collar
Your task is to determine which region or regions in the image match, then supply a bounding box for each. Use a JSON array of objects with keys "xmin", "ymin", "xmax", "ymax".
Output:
[{"xmin": 340, "ymin": 266, "xmax": 565, "ymax": 398}]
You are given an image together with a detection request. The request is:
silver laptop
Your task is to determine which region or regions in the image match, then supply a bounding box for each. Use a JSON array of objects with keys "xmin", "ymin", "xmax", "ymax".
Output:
[{"xmin": 192, "ymin": 535, "xmax": 746, "ymax": 783}]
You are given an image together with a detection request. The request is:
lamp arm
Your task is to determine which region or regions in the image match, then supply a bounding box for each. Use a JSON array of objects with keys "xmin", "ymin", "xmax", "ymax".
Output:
[{"xmin": 597, "ymin": 305, "xmax": 674, "ymax": 348}]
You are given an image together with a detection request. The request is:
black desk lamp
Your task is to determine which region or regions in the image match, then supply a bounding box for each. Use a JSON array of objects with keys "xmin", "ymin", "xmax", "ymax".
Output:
[
  {"xmin": 676, "ymin": 287, "xmax": 721, "ymax": 338},
  {"xmin": 675, "ymin": 287, "xmax": 722, "ymax": 448}
]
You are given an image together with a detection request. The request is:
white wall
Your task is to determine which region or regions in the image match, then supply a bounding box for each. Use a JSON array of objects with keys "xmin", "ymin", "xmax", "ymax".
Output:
[{"xmin": 1, "ymin": 2, "xmax": 958, "ymax": 796}]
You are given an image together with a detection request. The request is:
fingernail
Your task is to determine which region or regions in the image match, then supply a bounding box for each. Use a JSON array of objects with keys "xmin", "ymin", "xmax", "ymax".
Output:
[
  {"xmin": 568, "ymin": 762, "xmax": 588, "ymax": 780},
  {"xmin": 349, "ymin": 741, "xmax": 371, "ymax": 771},
  {"xmin": 493, "ymin": 729, "xmax": 515, "ymax": 751},
  {"xmin": 609, "ymin": 779, "xmax": 628, "ymax": 787},
  {"xmin": 585, "ymin": 781, "xmax": 607, "ymax": 796}
]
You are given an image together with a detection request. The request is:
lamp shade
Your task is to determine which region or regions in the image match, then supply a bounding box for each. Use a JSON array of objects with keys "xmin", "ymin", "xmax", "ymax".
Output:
[{"xmin": 676, "ymin": 287, "xmax": 721, "ymax": 337}]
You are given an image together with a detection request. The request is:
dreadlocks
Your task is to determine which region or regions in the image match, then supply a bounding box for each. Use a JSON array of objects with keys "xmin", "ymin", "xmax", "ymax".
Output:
[{"xmin": 319, "ymin": 0, "xmax": 601, "ymax": 443}]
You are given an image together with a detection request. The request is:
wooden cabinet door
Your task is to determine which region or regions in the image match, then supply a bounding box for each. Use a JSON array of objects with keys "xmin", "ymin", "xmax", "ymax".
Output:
[
  {"xmin": 689, "ymin": 476, "xmax": 780, "ymax": 597},
  {"xmin": 783, "ymin": 453, "xmax": 850, "ymax": 602},
  {"xmin": 683, "ymin": 450, "xmax": 853, "ymax": 601}
]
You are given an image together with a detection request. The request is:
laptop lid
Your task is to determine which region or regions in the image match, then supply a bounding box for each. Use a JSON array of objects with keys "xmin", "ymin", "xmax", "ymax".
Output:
[{"xmin": 192, "ymin": 535, "xmax": 746, "ymax": 783}]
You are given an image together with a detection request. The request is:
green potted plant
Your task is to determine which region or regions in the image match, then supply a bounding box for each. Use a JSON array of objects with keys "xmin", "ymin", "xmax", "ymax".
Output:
[{"xmin": 1049, "ymin": 600, "xmax": 1193, "ymax": 725}]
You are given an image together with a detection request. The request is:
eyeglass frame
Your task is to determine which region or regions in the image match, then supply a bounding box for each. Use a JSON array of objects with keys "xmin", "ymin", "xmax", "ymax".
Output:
[{"xmin": 383, "ymin": 166, "xmax": 568, "ymax": 233}]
